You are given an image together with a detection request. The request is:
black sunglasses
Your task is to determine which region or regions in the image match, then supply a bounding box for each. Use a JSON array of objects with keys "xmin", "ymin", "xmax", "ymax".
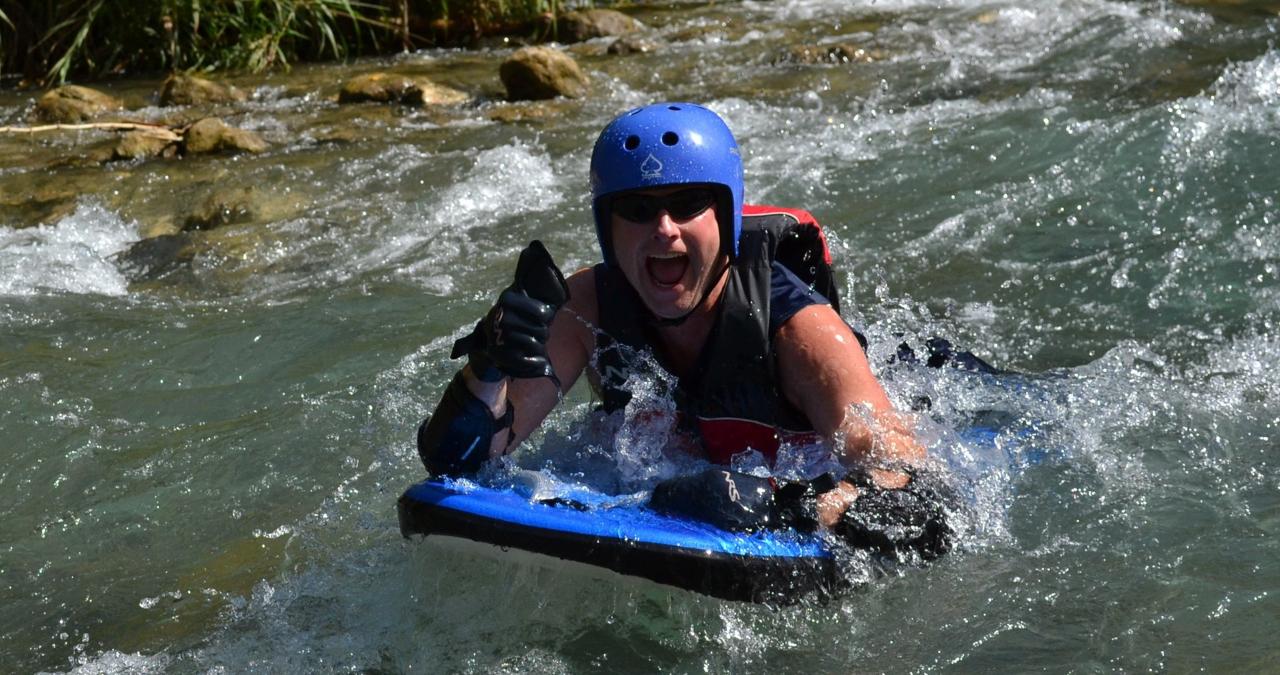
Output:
[{"xmin": 611, "ymin": 188, "xmax": 717, "ymax": 224}]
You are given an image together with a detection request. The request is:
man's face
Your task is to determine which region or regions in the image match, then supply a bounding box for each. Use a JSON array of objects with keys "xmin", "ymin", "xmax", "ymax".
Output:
[{"xmin": 608, "ymin": 186, "xmax": 726, "ymax": 319}]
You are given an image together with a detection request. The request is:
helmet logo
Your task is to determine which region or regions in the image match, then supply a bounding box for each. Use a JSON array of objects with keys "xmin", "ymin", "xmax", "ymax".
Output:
[{"xmin": 640, "ymin": 153, "xmax": 663, "ymax": 180}]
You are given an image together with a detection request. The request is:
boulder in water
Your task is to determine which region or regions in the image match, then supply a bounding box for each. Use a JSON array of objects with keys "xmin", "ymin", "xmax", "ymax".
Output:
[
  {"xmin": 558, "ymin": 9, "xmax": 644, "ymax": 43},
  {"xmin": 180, "ymin": 182, "xmax": 306, "ymax": 233},
  {"xmin": 0, "ymin": 187, "xmax": 78, "ymax": 229},
  {"xmin": 487, "ymin": 99, "xmax": 578, "ymax": 124},
  {"xmin": 138, "ymin": 215, "xmax": 182, "ymax": 240},
  {"xmin": 159, "ymin": 74, "xmax": 247, "ymax": 106},
  {"xmin": 184, "ymin": 186, "xmax": 261, "ymax": 231},
  {"xmin": 500, "ymin": 46, "xmax": 590, "ymax": 101},
  {"xmin": 33, "ymin": 85, "xmax": 124, "ymax": 123},
  {"xmin": 338, "ymin": 73, "xmax": 468, "ymax": 106},
  {"xmin": 607, "ymin": 34, "xmax": 660, "ymax": 56},
  {"xmin": 115, "ymin": 232, "xmax": 199, "ymax": 282},
  {"xmin": 777, "ymin": 44, "xmax": 885, "ymax": 65},
  {"xmin": 111, "ymin": 131, "xmax": 177, "ymax": 161},
  {"xmin": 182, "ymin": 118, "xmax": 268, "ymax": 155},
  {"xmin": 1175, "ymin": 0, "xmax": 1280, "ymax": 20}
]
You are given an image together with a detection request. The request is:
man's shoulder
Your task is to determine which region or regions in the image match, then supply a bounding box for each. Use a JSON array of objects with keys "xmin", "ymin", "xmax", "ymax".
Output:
[{"xmin": 771, "ymin": 302, "xmax": 849, "ymax": 351}]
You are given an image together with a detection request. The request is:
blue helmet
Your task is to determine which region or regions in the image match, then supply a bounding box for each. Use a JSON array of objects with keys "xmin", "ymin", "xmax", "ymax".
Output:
[{"xmin": 590, "ymin": 103, "xmax": 744, "ymax": 267}]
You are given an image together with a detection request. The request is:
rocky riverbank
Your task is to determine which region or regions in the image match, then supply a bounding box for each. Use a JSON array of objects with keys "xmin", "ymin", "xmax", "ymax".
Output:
[
  {"xmin": 0, "ymin": 0, "xmax": 1266, "ymax": 293},
  {"xmin": 1, "ymin": 5, "xmax": 905, "ymax": 290},
  {"xmin": 0, "ymin": 9, "xmax": 658, "ymax": 282}
]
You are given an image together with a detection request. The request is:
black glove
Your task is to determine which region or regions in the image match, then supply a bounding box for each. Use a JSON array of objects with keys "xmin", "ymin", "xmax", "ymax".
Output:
[
  {"xmin": 648, "ymin": 470, "xmax": 843, "ymax": 534},
  {"xmin": 649, "ymin": 469, "xmax": 779, "ymax": 532},
  {"xmin": 834, "ymin": 468, "xmax": 959, "ymax": 561},
  {"xmin": 771, "ymin": 473, "xmax": 839, "ymax": 534},
  {"xmin": 451, "ymin": 240, "xmax": 570, "ymax": 384}
]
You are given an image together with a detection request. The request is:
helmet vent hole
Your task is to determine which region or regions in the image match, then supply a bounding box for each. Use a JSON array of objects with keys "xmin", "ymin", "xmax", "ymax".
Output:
[
  {"xmin": 661, "ymin": 131, "xmax": 679, "ymax": 146},
  {"xmin": 624, "ymin": 135, "xmax": 640, "ymax": 150},
  {"xmin": 668, "ymin": 105, "xmax": 681, "ymax": 111}
]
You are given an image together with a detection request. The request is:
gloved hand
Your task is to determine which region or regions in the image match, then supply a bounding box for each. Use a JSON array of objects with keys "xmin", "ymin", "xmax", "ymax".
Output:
[
  {"xmin": 649, "ymin": 469, "xmax": 779, "ymax": 532},
  {"xmin": 646, "ymin": 467, "xmax": 959, "ymax": 563},
  {"xmin": 834, "ymin": 468, "xmax": 959, "ymax": 561},
  {"xmin": 450, "ymin": 240, "xmax": 570, "ymax": 383}
]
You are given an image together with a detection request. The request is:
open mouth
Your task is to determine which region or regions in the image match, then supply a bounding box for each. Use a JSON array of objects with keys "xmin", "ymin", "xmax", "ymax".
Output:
[{"xmin": 645, "ymin": 253, "xmax": 689, "ymax": 287}]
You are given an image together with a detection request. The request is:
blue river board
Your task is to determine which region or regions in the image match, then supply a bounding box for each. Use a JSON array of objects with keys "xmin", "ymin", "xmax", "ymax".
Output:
[{"xmin": 398, "ymin": 425, "xmax": 1032, "ymax": 603}]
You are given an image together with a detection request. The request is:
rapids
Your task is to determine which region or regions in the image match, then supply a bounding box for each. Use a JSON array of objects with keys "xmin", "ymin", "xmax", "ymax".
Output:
[{"xmin": 2, "ymin": 0, "xmax": 1278, "ymax": 671}]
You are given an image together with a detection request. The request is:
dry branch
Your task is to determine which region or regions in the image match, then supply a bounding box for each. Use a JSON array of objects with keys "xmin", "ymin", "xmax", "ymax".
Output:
[{"xmin": 0, "ymin": 122, "xmax": 182, "ymax": 142}]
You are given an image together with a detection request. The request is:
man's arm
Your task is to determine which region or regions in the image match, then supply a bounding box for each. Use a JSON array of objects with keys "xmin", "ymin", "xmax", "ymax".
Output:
[
  {"xmin": 475, "ymin": 272, "xmax": 597, "ymax": 457},
  {"xmin": 418, "ymin": 266, "xmax": 597, "ymax": 475},
  {"xmin": 774, "ymin": 303, "xmax": 924, "ymax": 487},
  {"xmin": 774, "ymin": 303, "xmax": 965, "ymax": 559}
]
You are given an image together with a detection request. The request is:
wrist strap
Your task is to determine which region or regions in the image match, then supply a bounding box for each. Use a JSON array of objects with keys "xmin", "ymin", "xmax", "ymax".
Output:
[{"xmin": 418, "ymin": 373, "xmax": 516, "ymax": 476}]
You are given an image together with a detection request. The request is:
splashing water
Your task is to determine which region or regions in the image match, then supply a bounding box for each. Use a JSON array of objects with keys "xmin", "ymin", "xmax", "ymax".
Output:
[
  {"xmin": 3, "ymin": 0, "xmax": 1280, "ymax": 672},
  {"xmin": 0, "ymin": 202, "xmax": 134, "ymax": 297}
]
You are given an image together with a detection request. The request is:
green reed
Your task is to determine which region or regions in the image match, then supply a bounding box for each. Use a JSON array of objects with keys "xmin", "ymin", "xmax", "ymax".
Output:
[{"xmin": 0, "ymin": 0, "xmax": 583, "ymax": 85}]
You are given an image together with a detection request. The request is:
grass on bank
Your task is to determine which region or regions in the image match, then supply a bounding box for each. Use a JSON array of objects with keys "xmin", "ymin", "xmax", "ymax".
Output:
[{"xmin": 0, "ymin": 0, "xmax": 573, "ymax": 86}]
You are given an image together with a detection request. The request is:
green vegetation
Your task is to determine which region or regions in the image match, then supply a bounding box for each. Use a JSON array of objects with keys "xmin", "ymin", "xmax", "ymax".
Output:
[{"xmin": 0, "ymin": 0, "xmax": 576, "ymax": 86}]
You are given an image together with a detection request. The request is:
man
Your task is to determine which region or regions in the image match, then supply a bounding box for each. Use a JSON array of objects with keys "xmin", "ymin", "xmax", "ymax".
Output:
[{"xmin": 418, "ymin": 103, "xmax": 955, "ymax": 560}]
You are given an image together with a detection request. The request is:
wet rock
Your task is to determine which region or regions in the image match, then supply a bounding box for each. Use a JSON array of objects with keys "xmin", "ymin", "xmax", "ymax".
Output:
[
  {"xmin": 311, "ymin": 127, "xmax": 364, "ymax": 145},
  {"xmin": 668, "ymin": 25, "xmax": 721, "ymax": 43},
  {"xmin": 1115, "ymin": 61, "xmax": 1220, "ymax": 107},
  {"xmin": 159, "ymin": 74, "xmax": 247, "ymax": 106},
  {"xmin": 1176, "ymin": 0, "xmax": 1280, "ymax": 19},
  {"xmin": 138, "ymin": 216, "xmax": 182, "ymax": 240},
  {"xmin": 184, "ymin": 186, "xmax": 261, "ymax": 231},
  {"xmin": 182, "ymin": 118, "xmax": 268, "ymax": 155},
  {"xmin": 905, "ymin": 82, "xmax": 994, "ymax": 106},
  {"xmin": 115, "ymin": 233, "xmax": 198, "ymax": 281},
  {"xmin": 208, "ymin": 226, "xmax": 274, "ymax": 262},
  {"xmin": 777, "ymin": 44, "xmax": 885, "ymax": 65},
  {"xmin": 77, "ymin": 141, "xmax": 120, "ymax": 166},
  {"xmin": 564, "ymin": 41, "xmax": 609, "ymax": 59},
  {"xmin": 0, "ymin": 188, "xmax": 79, "ymax": 228},
  {"xmin": 33, "ymin": 85, "xmax": 124, "ymax": 123},
  {"xmin": 487, "ymin": 100, "xmax": 578, "ymax": 124},
  {"xmin": 474, "ymin": 35, "xmax": 535, "ymax": 51},
  {"xmin": 337, "ymin": 72, "xmax": 468, "ymax": 106},
  {"xmin": 607, "ymin": 34, "xmax": 660, "ymax": 56},
  {"xmin": 499, "ymin": 46, "xmax": 590, "ymax": 101},
  {"xmin": 558, "ymin": 9, "xmax": 644, "ymax": 43},
  {"xmin": 111, "ymin": 131, "xmax": 177, "ymax": 162},
  {"xmin": 338, "ymin": 73, "xmax": 416, "ymax": 103},
  {"xmin": 180, "ymin": 182, "xmax": 307, "ymax": 233}
]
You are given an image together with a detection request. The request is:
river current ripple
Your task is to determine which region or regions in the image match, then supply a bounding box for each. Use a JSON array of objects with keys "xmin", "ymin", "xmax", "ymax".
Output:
[{"xmin": 1, "ymin": 0, "xmax": 1278, "ymax": 672}]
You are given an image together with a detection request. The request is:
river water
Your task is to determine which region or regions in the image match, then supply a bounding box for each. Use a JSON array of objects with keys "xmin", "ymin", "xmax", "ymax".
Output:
[{"xmin": 2, "ymin": 0, "xmax": 1278, "ymax": 672}]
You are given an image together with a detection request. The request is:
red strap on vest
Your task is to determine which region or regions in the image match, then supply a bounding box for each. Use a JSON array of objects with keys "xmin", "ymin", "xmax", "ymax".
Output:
[{"xmin": 742, "ymin": 204, "xmax": 832, "ymax": 265}]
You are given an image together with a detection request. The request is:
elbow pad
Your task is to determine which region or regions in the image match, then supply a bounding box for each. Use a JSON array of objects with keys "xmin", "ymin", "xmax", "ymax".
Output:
[{"xmin": 417, "ymin": 373, "xmax": 514, "ymax": 477}]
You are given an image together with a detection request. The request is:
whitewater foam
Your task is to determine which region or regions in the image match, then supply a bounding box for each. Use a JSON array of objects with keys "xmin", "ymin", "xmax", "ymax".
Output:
[{"xmin": 0, "ymin": 202, "xmax": 135, "ymax": 298}]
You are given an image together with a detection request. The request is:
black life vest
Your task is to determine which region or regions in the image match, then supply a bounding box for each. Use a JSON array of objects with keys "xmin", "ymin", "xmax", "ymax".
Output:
[{"xmin": 591, "ymin": 205, "xmax": 844, "ymax": 464}]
